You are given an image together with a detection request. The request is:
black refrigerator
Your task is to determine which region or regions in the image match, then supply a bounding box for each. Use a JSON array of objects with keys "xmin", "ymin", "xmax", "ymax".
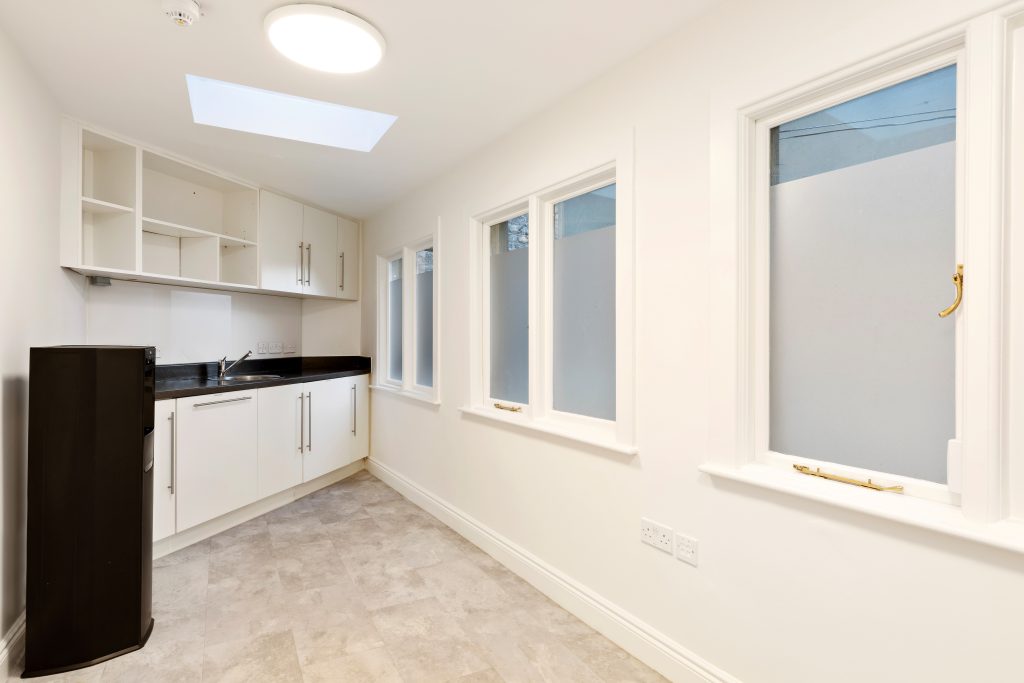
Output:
[{"xmin": 23, "ymin": 346, "xmax": 155, "ymax": 678}]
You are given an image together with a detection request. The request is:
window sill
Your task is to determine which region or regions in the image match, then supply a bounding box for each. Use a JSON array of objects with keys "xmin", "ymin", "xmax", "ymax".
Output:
[
  {"xmin": 370, "ymin": 384, "xmax": 441, "ymax": 406},
  {"xmin": 459, "ymin": 405, "xmax": 638, "ymax": 456},
  {"xmin": 699, "ymin": 461, "xmax": 1024, "ymax": 554}
]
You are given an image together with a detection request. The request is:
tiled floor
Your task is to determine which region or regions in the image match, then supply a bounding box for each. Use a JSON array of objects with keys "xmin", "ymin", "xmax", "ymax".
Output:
[{"xmin": 15, "ymin": 471, "xmax": 666, "ymax": 682}]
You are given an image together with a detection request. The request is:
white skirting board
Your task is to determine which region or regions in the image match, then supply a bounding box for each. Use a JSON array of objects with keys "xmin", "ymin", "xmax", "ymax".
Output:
[
  {"xmin": 366, "ymin": 458, "xmax": 738, "ymax": 683},
  {"xmin": 0, "ymin": 612, "xmax": 25, "ymax": 680}
]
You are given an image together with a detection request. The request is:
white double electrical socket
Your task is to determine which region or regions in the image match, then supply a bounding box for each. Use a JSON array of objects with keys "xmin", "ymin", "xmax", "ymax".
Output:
[
  {"xmin": 256, "ymin": 342, "xmax": 268, "ymax": 354},
  {"xmin": 640, "ymin": 518, "xmax": 673, "ymax": 553},
  {"xmin": 269, "ymin": 342, "xmax": 283, "ymax": 353}
]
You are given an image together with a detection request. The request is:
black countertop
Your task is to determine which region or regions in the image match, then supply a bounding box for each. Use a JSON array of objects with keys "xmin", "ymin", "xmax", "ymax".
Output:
[{"xmin": 155, "ymin": 356, "xmax": 371, "ymax": 399}]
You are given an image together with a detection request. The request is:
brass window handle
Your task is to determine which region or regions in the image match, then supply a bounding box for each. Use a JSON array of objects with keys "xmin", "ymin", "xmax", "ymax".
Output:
[
  {"xmin": 494, "ymin": 402, "xmax": 522, "ymax": 413},
  {"xmin": 938, "ymin": 264, "xmax": 964, "ymax": 318},
  {"xmin": 793, "ymin": 464, "xmax": 903, "ymax": 493}
]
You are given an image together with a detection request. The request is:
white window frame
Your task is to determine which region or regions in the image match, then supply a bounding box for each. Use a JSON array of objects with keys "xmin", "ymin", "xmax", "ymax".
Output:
[
  {"xmin": 701, "ymin": 9, "xmax": 1024, "ymax": 552},
  {"xmin": 463, "ymin": 161, "xmax": 637, "ymax": 455},
  {"xmin": 755, "ymin": 51, "xmax": 965, "ymax": 506},
  {"xmin": 373, "ymin": 222, "xmax": 441, "ymax": 404}
]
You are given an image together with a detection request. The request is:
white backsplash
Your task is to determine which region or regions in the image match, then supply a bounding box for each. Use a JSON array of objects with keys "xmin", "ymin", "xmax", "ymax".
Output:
[{"xmin": 85, "ymin": 279, "xmax": 301, "ymax": 364}]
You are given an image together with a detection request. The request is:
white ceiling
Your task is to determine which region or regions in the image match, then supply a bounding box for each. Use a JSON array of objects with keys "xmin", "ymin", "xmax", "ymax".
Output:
[{"xmin": 0, "ymin": 0, "xmax": 711, "ymax": 217}]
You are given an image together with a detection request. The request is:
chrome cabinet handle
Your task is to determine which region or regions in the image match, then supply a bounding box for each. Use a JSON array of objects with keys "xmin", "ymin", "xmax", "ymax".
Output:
[
  {"xmin": 193, "ymin": 395, "xmax": 252, "ymax": 408},
  {"xmin": 299, "ymin": 393, "xmax": 305, "ymax": 453},
  {"xmin": 938, "ymin": 263, "xmax": 964, "ymax": 318},
  {"xmin": 305, "ymin": 244, "xmax": 312, "ymax": 286},
  {"xmin": 351, "ymin": 384, "xmax": 357, "ymax": 435},
  {"xmin": 167, "ymin": 411, "xmax": 175, "ymax": 494},
  {"xmin": 339, "ymin": 252, "xmax": 345, "ymax": 290},
  {"xmin": 297, "ymin": 242, "xmax": 304, "ymax": 285},
  {"xmin": 307, "ymin": 391, "xmax": 312, "ymax": 450}
]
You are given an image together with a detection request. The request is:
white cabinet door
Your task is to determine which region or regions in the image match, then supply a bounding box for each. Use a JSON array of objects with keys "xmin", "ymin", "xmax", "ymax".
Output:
[
  {"xmin": 260, "ymin": 190, "xmax": 303, "ymax": 294},
  {"xmin": 303, "ymin": 205, "xmax": 338, "ymax": 297},
  {"xmin": 336, "ymin": 216, "xmax": 360, "ymax": 300},
  {"xmin": 301, "ymin": 205, "xmax": 337, "ymax": 296},
  {"xmin": 343, "ymin": 374, "xmax": 370, "ymax": 466},
  {"xmin": 302, "ymin": 378, "xmax": 349, "ymax": 482},
  {"xmin": 176, "ymin": 390, "xmax": 259, "ymax": 531},
  {"xmin": 257, "ymin": 383, "xmax": 304, "ymax": 498},
  {"xmin": 153, "ymin": 399, "xmax": 176, "ymax": 542}
]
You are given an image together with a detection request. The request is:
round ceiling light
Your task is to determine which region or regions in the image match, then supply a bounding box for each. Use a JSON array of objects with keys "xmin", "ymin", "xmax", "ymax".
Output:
[{"xmin": 265, "ymin": 4, "xmax": 385, "ymax": 74}]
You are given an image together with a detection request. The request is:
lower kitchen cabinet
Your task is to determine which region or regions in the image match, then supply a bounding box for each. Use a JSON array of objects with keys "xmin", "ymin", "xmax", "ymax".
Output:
[
  {"xmin": 302, "ymin": 378, "xmax": 350, "ymax": 482},
  {"xmin": 257, "ymin": 383, "xmax": 305, "ymax": 497},
  {"xmin": 153, "ymin": 399, "xmax": 177, "ymax": 542},
  {"xmin": 175, "ymin": 390, "xmax": 259, "ymax": 531},
  {"xmin": 153, "ymin": 375, "xmax": 369, "ymax": 544},
  {"xmin": 350, "ymin": 375, "xmax": 369, "ymax": 467},
  {"xmin": 257, "ymin": 376, "xmax": 370, "ymax": 487}
]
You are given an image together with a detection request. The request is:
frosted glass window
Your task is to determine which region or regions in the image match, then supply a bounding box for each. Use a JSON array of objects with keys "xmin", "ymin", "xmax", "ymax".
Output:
[
  {"xmin": 553, "ymin": 184, "xmax": 616, "ymax": 420},
  {"xmin": 490, "ymin": 214, "xmax": 529, "ymax": 403},
  {"xmin": 388, "ymin": 257, "xmax": 403, "ymax": 382},
  {"xmin": 769, "ymin": 66, "xmax": 956, "ymax": 483},
  {"xmin": 415, "ymin": 248, "xmax": 434, "ymax": 388}
]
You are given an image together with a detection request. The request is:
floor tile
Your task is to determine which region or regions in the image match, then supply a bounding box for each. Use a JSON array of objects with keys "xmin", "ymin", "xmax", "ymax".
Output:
[
  {"xmin": 561, "ymin": 632, "xmax": 670, "ymax": 682},
  {"xmin": 202, "ymin": 631, "xmax": 303, "ymax": 682},
  {"xmin": 299, "ymin": 646, "xmax": 402, "ymax": 683},
  {"xmin": 274, "ymin": 539, "xmax": 352, "ymax": 593},
  {"xmin": 11, "ymin": 472, "xmax": 663, "ymax": 683}
]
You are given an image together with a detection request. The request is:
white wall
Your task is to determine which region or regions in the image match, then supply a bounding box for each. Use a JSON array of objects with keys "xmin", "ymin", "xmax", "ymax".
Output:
[
  {"xmin": 361, "ymin": 1, "xmax": 1024, "ymax": 682},
  {"xmin": 0, "ymin": 26, "xmax": 86, "ymax": 637},
  {"xmin": 301, "ymin": 299, "xmax": 361, "ymax": 358},
  {"xmin": 85, "ymin": 279, "xmax": 302, "ymax": 364}
]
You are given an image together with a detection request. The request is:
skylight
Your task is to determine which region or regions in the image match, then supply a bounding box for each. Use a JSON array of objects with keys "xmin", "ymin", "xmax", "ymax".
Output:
[{"xmin": 185, "ymin": 75, "xmax": 397, "ymax": 152}]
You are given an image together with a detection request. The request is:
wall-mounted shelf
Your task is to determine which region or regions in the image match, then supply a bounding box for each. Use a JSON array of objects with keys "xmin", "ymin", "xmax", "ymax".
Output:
[
  {"xmin": 60, "ymin": 119, "xmax": 360, "ymax": 300},
  {"xmin": 141, "ymin": 217, "xmax": 257, "ymax": 246},
  {"xmin": 82, "ymin": 196, "xmax": 133, "ymax": 214}
]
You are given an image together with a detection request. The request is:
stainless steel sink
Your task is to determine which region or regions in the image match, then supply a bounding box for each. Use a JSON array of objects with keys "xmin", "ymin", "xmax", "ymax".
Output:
[{"xmin": 220, "ymin": 374, "xmax": 282, "ymax": 382}]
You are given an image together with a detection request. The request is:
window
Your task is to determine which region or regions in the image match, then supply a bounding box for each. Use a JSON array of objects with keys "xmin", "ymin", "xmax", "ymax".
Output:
[
  {"xmin": 702, "ymin": 10, "xmax": 1024, "ymax": 550},
  {"xmin": 415, "ymin": 247, "xmax": 434, "ymax": 388},
  {"xmin": 376, "ymin": 232, "xmax": 439, "ymax": 402},
  {"xmin": 468, "ymin": 162, "xmax": 636, "ymax": 454},
  {"xmin": 769, "ymin": 64, "xmax": 958, "ymax": 489},
  {"xmin": 489, "ymin": 213, "xmax": 529, "ymax": 405},
  {"xmin": 553, "ymin": 184, "xmax": 616, "ymax": 420},
  {"xmin": 387, "ymin": 256, "xmax": 403, "ymax": 382}
]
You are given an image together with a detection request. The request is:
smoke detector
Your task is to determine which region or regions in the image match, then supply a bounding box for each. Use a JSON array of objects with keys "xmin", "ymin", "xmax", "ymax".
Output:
[{"xmin": 162, "ymin": 0, "xmax": 202, "ymax": 27}]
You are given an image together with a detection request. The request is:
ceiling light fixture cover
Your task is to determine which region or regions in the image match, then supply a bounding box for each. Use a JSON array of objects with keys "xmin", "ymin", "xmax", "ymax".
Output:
[{"xmin": 265, "ymin": 4, "xmax": 385, "ymax": 73}]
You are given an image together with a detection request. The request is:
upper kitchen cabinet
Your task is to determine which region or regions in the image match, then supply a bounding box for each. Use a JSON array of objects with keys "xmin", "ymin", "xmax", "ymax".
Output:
[
  {"xmin": 257, "ymin": 190, "xmax": 359, "ymax": 299},
  {"xmin": 302, "ymin": 205, "xmax": 337, "ymax": 297},
  {"xmin": 258, "ymin": 190, "xmax": 303, "ymax": 294},
  {"xmin": 60, "ymin": 120, "xmax": 360, "ymax": 301},
  {"xmin": 337, "ymin": 216, "xmax": 360, "ymax": 300}
]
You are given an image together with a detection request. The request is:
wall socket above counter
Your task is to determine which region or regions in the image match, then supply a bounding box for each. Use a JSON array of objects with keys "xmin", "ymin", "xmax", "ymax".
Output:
[{"xmin": 255, "ymin": 342, "xmax": 297, "ymax": 355}]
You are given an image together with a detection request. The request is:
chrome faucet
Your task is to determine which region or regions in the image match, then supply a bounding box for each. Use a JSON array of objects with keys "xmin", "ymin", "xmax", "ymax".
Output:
[{"xmin": 218, "ymin": 350, "xmax": 253, "ymax": 379}]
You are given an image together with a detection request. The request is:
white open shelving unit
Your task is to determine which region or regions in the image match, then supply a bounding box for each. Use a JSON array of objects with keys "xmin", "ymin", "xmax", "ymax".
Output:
[
  {"xmin": 80, "ymin": 130, "xmax": 137, "ymax": 273},
  {"xmin": 60, "ymin": 119, "xmax": 361, "ymax": 299},
  {"xmin": 65, "ymin": 123, "xmax": 260, "ymax": 290},
  {"xmin": 140, "ymin": 151, "xmax": 258, "ymax": 286}
]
